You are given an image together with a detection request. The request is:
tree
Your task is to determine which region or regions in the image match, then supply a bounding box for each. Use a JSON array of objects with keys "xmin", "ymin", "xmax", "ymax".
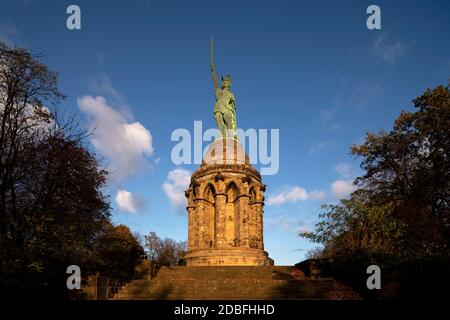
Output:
[
  {"xmin": 0, "ymin": 41, "xmax": 68, "ymax": 291},
  {"xmin": 305, "ymin": 247, "xmax": 326, "ymax": 259},
  {"xmin": 351, "ymin": 83, "xmax": 449, "ymax": 217},
  {"xmin": 301, "ymin": 84, "xmax": 450, "ymax": 274},
  {"xmin": 0, "ymin": 129, "xmax": 113, "ymax": 295},
  {"xmin": 1, "ymin": 41, "xmax": 64, "ymax": 255},
  {"xmin": 144, "ymin": 231, "xmax": 187, "ymax": 266},
  {"xmin": 350, "ymin": 82, "xmax": 450, "ymax": 258},
  {"xmin": 301, "ymin": 191, "xmax": 407, "ymax": 263},
  {"xmin": 300, "ymin": 83, "xmax": 450, "ymax": 297},
  {"xmin": 93, "ymin": 223, "xmax": 144, "ymax": 276},
  {"xmin": 144, "ymin": 231, "xmax": 160, "ymax": 261},
  {"xmin": 303, "ymin": 82, "xmax": 449, "ymax": 259},
  {"xmin": 0, "ymin": 41, "xmax": 131, "ymax": 297}
]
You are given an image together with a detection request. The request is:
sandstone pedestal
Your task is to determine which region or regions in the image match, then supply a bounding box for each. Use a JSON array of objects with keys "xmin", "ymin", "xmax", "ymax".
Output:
[{"xmin": 184, "ymin": 137, "xmax": 273, "ymax": 266}]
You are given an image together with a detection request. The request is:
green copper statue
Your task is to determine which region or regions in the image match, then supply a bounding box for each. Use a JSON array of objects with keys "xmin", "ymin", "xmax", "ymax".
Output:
[{"xmin": 210, "ymin": 37, "xmax": 237, "ymax": 138}]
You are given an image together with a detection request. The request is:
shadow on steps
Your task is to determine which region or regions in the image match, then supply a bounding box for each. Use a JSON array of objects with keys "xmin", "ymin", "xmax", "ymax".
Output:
[{"xmin": 111, "ymin": 266, "xmax": 361, "ymax": 300}]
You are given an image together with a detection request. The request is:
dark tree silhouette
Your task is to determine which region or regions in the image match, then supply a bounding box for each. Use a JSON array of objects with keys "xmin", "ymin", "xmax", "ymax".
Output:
[
  {"xmin": 301, "ymin": 83, "xmax": 450, "ymax": 298},
  {"xmin": 0, "ymin": 41, "xmax": 142, "ymax": 298}
]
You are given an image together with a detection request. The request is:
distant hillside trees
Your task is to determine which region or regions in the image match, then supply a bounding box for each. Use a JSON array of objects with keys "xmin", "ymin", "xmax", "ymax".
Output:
[
  {"xmin": 0, "ymin": 41, "xmax": 142, "ymax": 298},
  {"xmin": 144, "ymin": 231, "xmax": 187, "ymax": 266}
]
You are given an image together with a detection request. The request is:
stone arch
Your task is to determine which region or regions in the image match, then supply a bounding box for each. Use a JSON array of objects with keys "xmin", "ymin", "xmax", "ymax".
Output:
[
  {"xmin": 226, "ymin": 181, "xmax": 239, "ymax": 203},
  {"xmin": 202, "ymin": 183, "xmax": 216, "ymax": 248},
  {"xmin": 202, "ymin": 183, "xmax": 216, "ymax": 203},
  {"xmin": 224, "ymin": 181, "xmax": 241, "ymax": 246},
  {"xmin": 225, "ymin": 179, "xmax": 244, "ymax": 199}
]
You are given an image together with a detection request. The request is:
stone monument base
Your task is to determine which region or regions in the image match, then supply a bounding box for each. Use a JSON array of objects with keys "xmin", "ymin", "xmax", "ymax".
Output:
[{"xmin": 184, "ymin": 247, "xmax": 274, "ymax": 266}]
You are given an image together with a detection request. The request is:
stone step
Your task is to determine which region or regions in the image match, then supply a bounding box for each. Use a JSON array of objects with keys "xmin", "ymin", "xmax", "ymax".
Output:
[
  {"xmin": 156, "ymin": 266, "xmax": 272, "ymax": 274},
  {"xmin": 153, "ymin": 266, "xmax": 300, "ymax": 280},
  {"xmin": 110, "ymin": 266, "xmax": 358, "ymax": 300},
  {"xmin": 115, "ymin": 282, "xmax": 334, "ymax": 299}
]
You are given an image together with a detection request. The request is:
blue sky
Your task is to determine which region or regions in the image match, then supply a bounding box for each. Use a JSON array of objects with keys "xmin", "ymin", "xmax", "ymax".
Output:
[{"xmin": 1, "ymin": 0, "xmax": 449, "ymax": 265}]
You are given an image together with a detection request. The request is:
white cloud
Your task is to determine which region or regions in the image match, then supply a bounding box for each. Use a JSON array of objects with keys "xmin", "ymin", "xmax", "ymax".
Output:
[
  {"xmin": 331, "ymin": 163, "xmax": 358, "ymax": 198},
  {"xmin": 329, "ymin": 123, "xmax": 342, "ymax": 132},
  {"xmin": 88, "ymin": 73, "xmax": 136, "ymax": 122},
  {"xmin": 89, "ymin": 73, "xmax": 126, "ymax": 107},
  {"xmin": 331, "ymin": 179, "xmax": 356, "ymax": 198},
  {"xmin": 334, "ymin": 163, "xmax": 353, "ymax": 179},
  {"xmin": 116, "ymin": 190, "xmax": 136, "ymax": 213},
  {"xmin": 115, "ymin": 189, "xmax": 146, "ymax": 213},
  {"xmin": 309, "ymin": 139, "xmax": 334, "ymax": 155},
  {"xmin": 265, "ymin": 215, "xmax": 312, "ymax": 233},
  {"xmin": 348, "ymin": 82, "xmax": 384, "ymax": 111},
  {"xmin": 163, "ymin": 168, "xmax": 191, "ymax": 212},
  {"xmin": 373, "ymin": 34, "xmax": 408, "ymax": 64},
  {"xmin": 77, "ymin": 95, "xmax": 153, "ymax": 181},
  {"xmin": 318, "ymin": 106, "xmax": 338, "ymax": 124},
  {"xmin": 318, "ymin": 96, "xmax": 342, "ymax": 131},
  {"xmin": 267, "ymin": 186, "xmax": 326, "ymax": 206}
]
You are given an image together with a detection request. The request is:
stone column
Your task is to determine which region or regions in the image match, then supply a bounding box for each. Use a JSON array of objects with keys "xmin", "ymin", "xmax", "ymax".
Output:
[
  {"xmin": 214, "ymin": 194, "xmax": 227, "ymax": 247},
  {"xmin": 195, "ymin": 200, "xmax": 205, "ymax": 249},
  {"xmin": 248, "ymin": 205, "xmax": 258, "ymax": 249},
  {"xmin": 258, "ymin": 185, "xmax": 266, "ymax": 250},
  {"xmin": 254, "ymin": 203, "xmax": 264, "ymax": 249},
  {"xmin": 187, "ymin": 205, "xmax": 196, "ymax": 251},
  {"xmin": 213, "ymin": 172, "xmax": 226, "ymax": 248},
  {"xmin": 238, "ymin": 195, "xmax": 250, "ymax": 247},
  {"xmin": 260, "ymin": 207, "xmax": 264, "ymax": 250},
  {"xmin": 233, "ymin": 199, "xmax": 241, "ymax": 247},
  {"xmin": 239, "ymin": 175, "xmax": 251, "ymax": 248}
]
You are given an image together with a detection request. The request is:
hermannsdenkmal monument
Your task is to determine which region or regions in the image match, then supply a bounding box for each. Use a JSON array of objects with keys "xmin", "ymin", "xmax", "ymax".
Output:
[
  {"xmin": 93, "ymin": 40, "xmax": 360, "ymax": 300},
  {"xmin": 183, "ymin": 38, "xmax": 273, "ymax": 266}
]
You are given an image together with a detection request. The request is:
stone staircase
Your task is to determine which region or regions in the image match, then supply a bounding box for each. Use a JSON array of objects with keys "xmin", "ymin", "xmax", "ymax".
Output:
[{"xmin": 112, "ymin": 265, "xmax": 361, "ymax": 300}]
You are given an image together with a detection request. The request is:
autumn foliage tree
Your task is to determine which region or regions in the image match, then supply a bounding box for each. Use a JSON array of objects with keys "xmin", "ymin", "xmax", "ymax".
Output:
[
  {"xmin": 301, "ymin": 83, "xmax": 450, "ymax": 297},
  {"xmin": 92, "ymin": 223, "xmax": 144, "ymax": 276},
  {"xmin": 0, "ymin": 41, "xmax": 142, "ymax": 297},
  {"xmin": 144, "ymin": 231, "xmax": 187, "ymax": 266},
  {"xmin": 350, "ymin": 83, "xmax": 450, "ymax": 259}
]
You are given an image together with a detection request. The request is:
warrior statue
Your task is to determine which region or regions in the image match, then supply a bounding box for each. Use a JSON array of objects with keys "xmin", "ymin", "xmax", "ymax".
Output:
[{"xmin": 210, "ymin": 37, "xmax": 237, "ymax": 138}]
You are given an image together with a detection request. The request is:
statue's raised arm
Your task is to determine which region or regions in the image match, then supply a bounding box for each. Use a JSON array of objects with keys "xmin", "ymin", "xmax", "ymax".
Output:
[{"xmin": 210, "ymin": 37, "xmax": 219, "ymax": 91}]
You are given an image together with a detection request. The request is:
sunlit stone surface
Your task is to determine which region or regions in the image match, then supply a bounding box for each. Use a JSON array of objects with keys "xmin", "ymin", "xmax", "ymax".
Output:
[{"xmin": 184, "ymin": 138, "xmax": 273, "ymax": 266}]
